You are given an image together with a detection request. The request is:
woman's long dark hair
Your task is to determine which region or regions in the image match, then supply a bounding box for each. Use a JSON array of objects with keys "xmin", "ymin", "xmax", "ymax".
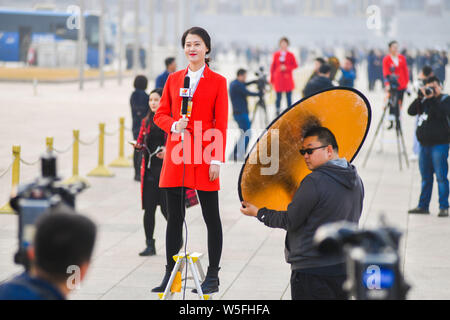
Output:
[
  {"xmin": 145, "ymin": 88, "xmax": 163, "ymax": 127},
  {"xmin": 181, "ymin": 26, "xmax": 211, "ymax": 66}
]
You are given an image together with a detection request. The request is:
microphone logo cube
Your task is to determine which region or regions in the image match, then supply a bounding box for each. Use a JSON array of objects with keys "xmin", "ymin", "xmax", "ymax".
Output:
[{"xmin": 180, "ymin": 88, "xmax": 191, "ymax": 97}]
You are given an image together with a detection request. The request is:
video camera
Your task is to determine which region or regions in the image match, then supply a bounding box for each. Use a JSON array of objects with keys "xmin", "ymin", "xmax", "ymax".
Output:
[
  {"xmin": 247, "ymin": 66, "xmax": 269, "ymax": 97},
  {"xmin": 9, "ymin": 151, "xmax": 86, "ymax": 270},
  {"xmin": 314, "ymin": 218, "xmax": 410, "ymax": 300}
]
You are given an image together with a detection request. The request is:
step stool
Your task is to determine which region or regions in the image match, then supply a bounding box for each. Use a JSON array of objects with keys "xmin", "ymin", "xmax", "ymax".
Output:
[{"xmin": 157, "ymin": 252, "xmax": 213, "ymax": 300}]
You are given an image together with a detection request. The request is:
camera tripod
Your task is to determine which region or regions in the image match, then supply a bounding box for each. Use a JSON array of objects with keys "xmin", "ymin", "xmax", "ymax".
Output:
[
  {"xmin": 363, "ymin": 90, "xmax": 409, "ymax": 170},
  {"xmin": 250, "ymin": 94, "xmax": 268, "ymax": 128}
]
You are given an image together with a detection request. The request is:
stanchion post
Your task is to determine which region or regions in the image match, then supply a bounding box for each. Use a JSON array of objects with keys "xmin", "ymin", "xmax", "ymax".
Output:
[
  {"xmin": 64, "ymin": 130, "xmax": 90, "ymax": 186},
  {"xmin": 109, "ymin": 117, "xmax": 132, "ymax": 167},
  {"xmin": 0, "ymin": 145, "xmax": 21, "ymax": 214},
  {"xmin": 88, "ymin": 123, "xmax": 115, "ymax": 177}
]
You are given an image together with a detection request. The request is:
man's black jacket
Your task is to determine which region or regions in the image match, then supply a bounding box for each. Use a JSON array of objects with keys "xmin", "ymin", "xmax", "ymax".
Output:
[
  {"xmin": 408, "ymin": 94, "xmax": 450, "ymax": 146},
  {"xmin": 256, "ymin": 161, "xmax": 364, "ymax": 270},
  {"xmin": 302, "ymin": 75, "xmax": 334, "ymax": 98}
]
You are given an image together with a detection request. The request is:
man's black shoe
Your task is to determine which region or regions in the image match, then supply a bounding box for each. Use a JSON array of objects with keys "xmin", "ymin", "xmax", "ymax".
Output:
[
  {"xmin": 407, "ymin": 207, "xmax": 429, "ymax": 214},
  {"xmin": 438, "ymin": 208, "xmax": 449, "ymax": 217}
]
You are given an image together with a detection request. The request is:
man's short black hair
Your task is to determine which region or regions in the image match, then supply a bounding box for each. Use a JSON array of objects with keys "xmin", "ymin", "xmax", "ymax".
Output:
[
  {"xmin": 34, "ymin": 205, "xmax": 97, "ymax": 282},
  {"xmin": 318, "ymin": 63, "xmax": 331, "ymax": 75},
  {"xmin": 316, "ymin": 57, "xmax": 326, "ymax": 64},
  {"xmin": 422, "ymin": 65, "xmax": 433, "ymax": 77},
  {"xmin": 425, "ymin": 76, "xmax": 442, "ymax": 86},
  {"xmin": 164, "ymin": 57, "xmax": 175, "ymax": 68},
  {"xmin": 303, "ymin": 126, "xmax": 339, "ymax": 152},
  {"xmin": 237, "ymin": 68, "xmax": 247, "ymax": 77},
  {"xmin": 388, "ymin": 40, "xmax": 398, "ymax": 48},
  {"xmin": 133, "ymin": 75, "xmax": 148, "ymax": 90}
]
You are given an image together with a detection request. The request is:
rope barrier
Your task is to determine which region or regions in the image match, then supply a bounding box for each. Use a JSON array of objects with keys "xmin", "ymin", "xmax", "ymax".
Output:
[
  {"xmin": 19, "ymin": 157, "xmax": 40, "ymax": 166},
  {"xmin": 0, "ymin": 161, "xmax": 13, "ymax": 179},
  {"xmin": 104, "ymin": 128, "xmax": 120, "ymax": 136},
  {"xmin": 0, "ymin": 117, "xmax": 131, "ymax": 189},
  {"xmin": 79, "ymin": 135, "xmax": 99, "ymax": 146},
  {"xmin": 54, "ymin": 141, "xmax": 75, "ymax": 154}
]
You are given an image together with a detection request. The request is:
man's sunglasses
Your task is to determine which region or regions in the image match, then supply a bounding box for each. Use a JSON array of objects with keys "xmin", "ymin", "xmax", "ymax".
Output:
[{"xmin": 299, "ymin": 145, "xmax": 328, "ymax": 156}]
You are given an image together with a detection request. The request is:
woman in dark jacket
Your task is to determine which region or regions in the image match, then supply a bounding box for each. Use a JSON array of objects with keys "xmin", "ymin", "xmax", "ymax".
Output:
[
  {"xmin": 130, "ymin": 75, "xmax": 149, "ymax": 181},
  {"xmin": 135, "ymin": 88, "xmax": 168, "ymax": 256}
]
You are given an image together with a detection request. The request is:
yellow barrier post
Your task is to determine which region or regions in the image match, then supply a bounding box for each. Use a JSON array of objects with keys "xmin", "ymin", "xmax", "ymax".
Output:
[
  {"xmin": 109, "ymin": 117, "xmax": 132, "ymax": 167},
  {"xmin": 64, "ymin": 130, "xmax": 90, "ymax": 186},
  {"xmin": 88, "ymin": 123, "xmax": 114, "ymax": 177},
  {"xmin": 0, "ymin": 145, "xmax": 21, "ymax": 214},
  {"xmin": 46, "ymin": 137, "xmax": 54, "ymax": 152}
]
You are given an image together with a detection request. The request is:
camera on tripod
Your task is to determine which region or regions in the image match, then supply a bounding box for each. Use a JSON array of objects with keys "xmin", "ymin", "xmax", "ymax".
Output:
[
  {"xmin": 253, "ymin": 66, "xmax": 269, "ymax": 97},
  {"xmin": 9, "ymin": 151, "xmax": 87, "ymax": 270},
  {"xmin": 314, "ymin": 218, "xmax": 410, "ymax": 300}
]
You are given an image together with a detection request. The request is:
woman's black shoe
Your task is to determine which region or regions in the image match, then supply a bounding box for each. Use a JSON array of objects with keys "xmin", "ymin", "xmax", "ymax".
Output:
[
  {"xmin": 151, "ymin": 267, "xmax": 172, "ymax": 293},
  {"xmin": 192, "ymin": 266, "xmax": 220, "ymax": 294},
  {"xmin": 139, "ymin": 239, "xmax": 156, "ymax": 256}
]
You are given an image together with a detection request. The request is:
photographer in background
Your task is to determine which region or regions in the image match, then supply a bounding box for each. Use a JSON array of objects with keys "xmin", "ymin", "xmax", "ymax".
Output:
[
  {"xmin": 0, "ymin": 206, "xmax": 97, "ymax": 300},
  {"xmin": 410, "ymin": 66, "xmax": 435, "ymax": 160},
  {"xmin": 407, "ymin": 76, "xmax": 450, "ymax": 217},
  {"xmin": 382, "ymin": 41, "xmax": 409, "ymax": 128},
  {"xmin": 229, "ymin": 69, "xmax": 260, "ymax": 161}
]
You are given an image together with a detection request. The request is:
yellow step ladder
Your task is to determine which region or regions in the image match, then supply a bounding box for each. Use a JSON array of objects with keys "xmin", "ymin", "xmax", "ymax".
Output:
[{"xmin": 157, "ymin": 252, "xmax": 213, "ymax": 300}]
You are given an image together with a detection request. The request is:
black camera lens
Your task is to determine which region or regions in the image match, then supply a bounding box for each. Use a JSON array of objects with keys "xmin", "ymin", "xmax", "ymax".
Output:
[{"xmin": 424, "ymin": 87, "xmax": 434, "ymax": 96}]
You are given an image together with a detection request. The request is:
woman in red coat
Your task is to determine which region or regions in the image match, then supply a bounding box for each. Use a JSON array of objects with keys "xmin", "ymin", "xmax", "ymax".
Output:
[
  {"xmin": 270, "ymin": 37, "xmax": 298, "ymax": 116},
  {"xmin": 152, "ymin": 27, "xmax": 228, "ymax": 294}
]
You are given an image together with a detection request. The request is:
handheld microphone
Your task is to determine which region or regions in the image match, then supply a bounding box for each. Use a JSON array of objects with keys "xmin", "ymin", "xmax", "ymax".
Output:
[{"xmin": 180, "ymin": 76, "xmax": 190, "ymax": 141}]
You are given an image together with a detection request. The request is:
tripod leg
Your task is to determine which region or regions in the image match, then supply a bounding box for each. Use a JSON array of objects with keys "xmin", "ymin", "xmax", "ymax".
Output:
[
  {"xmin": 395, "ymin": 126, "xmax": 403, "ymax": 171},
  {"xmin": 363, "ymin": 107, "xmax": 387, "ymax": 168},
  {"xmin": 397, "ymin": 124, "xmax": 410, "ymax": 168}
]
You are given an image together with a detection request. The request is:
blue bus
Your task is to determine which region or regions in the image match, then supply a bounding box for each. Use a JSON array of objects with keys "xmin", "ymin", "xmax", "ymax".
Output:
[{"xmin": 0, "ymin": 8, "xmax": 113, "ymax": 68}]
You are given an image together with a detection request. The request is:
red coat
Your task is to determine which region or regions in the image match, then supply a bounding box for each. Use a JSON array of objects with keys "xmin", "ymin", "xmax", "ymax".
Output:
[
  {"xmin": 382, "ymin": 54, "xmax": 409, "ymax": 90},
  {"xmin": 153, "ymin": 65, "xmax": 228, "ymax": 191},
  {"xmin": 270, "ymin": 50, "xmax": 298, "ymax": 92}
]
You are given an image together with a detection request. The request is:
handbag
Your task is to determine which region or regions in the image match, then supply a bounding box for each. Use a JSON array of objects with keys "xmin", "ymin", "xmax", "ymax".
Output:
[{"xmin": 185, "ymin": 188, "xmax": 199, "ymax": 208}]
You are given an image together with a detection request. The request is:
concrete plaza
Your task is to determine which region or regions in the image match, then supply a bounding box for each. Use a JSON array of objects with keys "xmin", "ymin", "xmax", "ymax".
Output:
[{"xmin": 0, "ymin": 63, "xmax": 449, "ymax": 300}]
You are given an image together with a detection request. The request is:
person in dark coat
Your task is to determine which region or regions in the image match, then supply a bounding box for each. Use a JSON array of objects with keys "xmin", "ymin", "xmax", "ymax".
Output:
[
  {"xmin": 303, "ymin": 64, "xmax": 334, "ymax": 98},
  {"xmin": 134, "ymin": 88, "xmax": 169, "ymax": 256},
  {"xmin": 338, "ymin": 57, "xmax": 356, "ymax": 88},
  {"xmin": 130, "ymin": 75, "xmax": 149, "ymax": 181},
  {"xmin": 229, "ymin": 68, "xmax": 260, "ymax": 161},
  {"xmin": 240, "ymin": 126, "xmax": 364, "ymax": 300},
  {"xmin": 155, "ymin": 57, "xmax": 177, "ymax": 89}
]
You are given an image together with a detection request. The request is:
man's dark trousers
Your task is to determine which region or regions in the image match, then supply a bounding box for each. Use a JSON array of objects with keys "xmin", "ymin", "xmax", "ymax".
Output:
[
  {"xmin": 291, "ymin": 270, "xmax": 347, "ymax": 300},
  {"xmin": 231, "ymin": 113, "xmax": 251, "ymax": 161}
]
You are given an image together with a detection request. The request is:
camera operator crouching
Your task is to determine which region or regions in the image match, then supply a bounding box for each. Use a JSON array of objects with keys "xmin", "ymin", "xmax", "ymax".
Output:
[
  {"xmin": 0, "ymin": 205, "xmax": 97, "ymax": 300},
  {"xmin": 407, "ymin": 76, "xmax": 450, "ymax": 217}
]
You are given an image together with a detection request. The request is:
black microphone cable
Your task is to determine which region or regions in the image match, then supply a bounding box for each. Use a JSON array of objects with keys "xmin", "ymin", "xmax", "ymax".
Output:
[{"xmin": 180, "ymin": 76, "xmax": 190, "ymax": 300}]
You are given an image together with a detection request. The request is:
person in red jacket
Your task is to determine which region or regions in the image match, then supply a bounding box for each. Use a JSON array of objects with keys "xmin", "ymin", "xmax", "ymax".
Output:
[
  {"xmin": 152, "ymin": 27, "xmax": 228, "ymax": 295},
  {"xmin": 134, "ymin": 88, "xmax": 168, "ymax": 257},
  {"xmin": 382, "ymin": 40, "xmax": 410, "ymax": 127},
  {"xmin": 270, "ymin": 37, "xmax": 298, "ymax": 116}
]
